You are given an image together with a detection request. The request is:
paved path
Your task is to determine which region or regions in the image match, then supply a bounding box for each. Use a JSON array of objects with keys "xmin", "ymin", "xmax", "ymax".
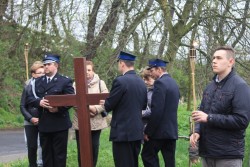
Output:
[
  {"xmin": 0, "ymin": 129, "xmax": 27, "ymax": 164},
  {"xmin": 0, "ymin": 128, "xmax": 75, "ymax": 164}
]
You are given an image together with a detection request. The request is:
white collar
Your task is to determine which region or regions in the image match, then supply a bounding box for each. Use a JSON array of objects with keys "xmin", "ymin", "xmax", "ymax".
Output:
[
  {"xmin": 215, "ymin": 75, "xmax": 221, "ymax": 83},
  {"xmin": 46, "ymin": 75, "xmax": 55, "ymax": 81}
]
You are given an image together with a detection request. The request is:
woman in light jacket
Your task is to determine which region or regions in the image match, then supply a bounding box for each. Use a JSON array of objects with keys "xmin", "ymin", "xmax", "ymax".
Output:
[
  {"xmin": 72, "ymin": 60, "xmax": 109, "ymax": 167},
  {"xmin": 20, "ymin": 61, "xmax": 44, "ymax": 167}
]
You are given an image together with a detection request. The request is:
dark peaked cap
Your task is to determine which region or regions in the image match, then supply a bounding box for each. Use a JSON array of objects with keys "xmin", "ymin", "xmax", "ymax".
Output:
[
  {"xmin": 43, "ymin": 54, "xmax": 60, "ymax": 64},
  {"xmin": 147, "ymin": 58, "xmax": 169, "ymax": 69},
  {"xmin": 117, "ymin": 51, "xmax": 136, "ymax": 61}
]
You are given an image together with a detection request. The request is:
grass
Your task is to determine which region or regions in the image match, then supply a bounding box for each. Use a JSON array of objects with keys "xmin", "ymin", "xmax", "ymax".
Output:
[
  {"xmin": 0, "ymin": 129, "xmax": 194, "ymax": 167},
  {"xmin": 0, "ymin": 108, "xmax": 23, "ymax": 129},
  {"xmin": 1, "ymin": 104, "xmax": 250, "ymax": 166}
]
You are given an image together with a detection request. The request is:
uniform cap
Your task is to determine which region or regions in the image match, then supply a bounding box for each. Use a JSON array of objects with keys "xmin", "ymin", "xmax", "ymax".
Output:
[
  {"xmin": 117, "ymin": 51, "xmax": 136, "ymax": 61},
  {"xmin": 43, "ymin": 54, "xmax": 60, "ymax": 64},
  {"xmin": 147, "ymin": 59, "xmax": 168, "ymax": 69}
]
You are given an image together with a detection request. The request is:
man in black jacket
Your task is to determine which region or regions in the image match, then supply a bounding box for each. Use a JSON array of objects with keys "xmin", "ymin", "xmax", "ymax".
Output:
[
  {"xmin": 27, "ymin": 54, "xmax": 74, "ymax": 167},
  {"xmin": 100, "ymin": 51, "xmax": 147, "ymax": 167},
  {"xmin": 142, "ymin": 59, "xmax": 180, "ymax": 167},
  {"xmin": 190, "ymin": 46, "xmax": 250, "ymax": 167}
]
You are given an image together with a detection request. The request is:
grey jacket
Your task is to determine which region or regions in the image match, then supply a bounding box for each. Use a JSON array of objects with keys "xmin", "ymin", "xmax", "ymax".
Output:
[{"xmin": 142, "ymin": 87, "xmax": 153, "ymax": 125}]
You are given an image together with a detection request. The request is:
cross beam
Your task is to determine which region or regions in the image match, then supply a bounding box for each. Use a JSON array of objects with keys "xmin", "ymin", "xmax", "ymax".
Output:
[{"xmin": 45, "ymin": 57, "xmax": 109, "ymax": 167}]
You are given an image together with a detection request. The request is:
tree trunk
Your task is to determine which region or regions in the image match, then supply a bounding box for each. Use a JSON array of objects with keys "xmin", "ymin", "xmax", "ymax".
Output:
[
  {"xmin": 49, "ymin": 0, "xmax": 60, "ymax": 37},
  {"xmin": 41, "ymin": 0, "xmax": 48, "ymax": 42},
  {"xmin": 0, "ymin": 0, "xmax": 8, "ymax": 23},
  {"xmin": 114, "ymin": 0, "xmax": 154, "ymax": 58},
  {"xmin": 84, "ymin": 0, "xmax": 122, "ymax": 60}
]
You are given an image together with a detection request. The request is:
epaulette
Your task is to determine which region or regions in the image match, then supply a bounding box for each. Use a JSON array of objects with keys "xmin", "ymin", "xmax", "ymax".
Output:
[
  {"xmin": 60, "ymin": 74, "xmax": 69, "ymax": 79},
  {"xmin": 60, "ymin": 74, "xmax": 73, "ymax": 81}
]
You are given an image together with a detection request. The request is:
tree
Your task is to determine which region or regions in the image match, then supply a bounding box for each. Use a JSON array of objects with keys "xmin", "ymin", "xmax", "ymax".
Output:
[{"xmin": 0, "ymin": 0, "xmax": 250, "ymax": 114}]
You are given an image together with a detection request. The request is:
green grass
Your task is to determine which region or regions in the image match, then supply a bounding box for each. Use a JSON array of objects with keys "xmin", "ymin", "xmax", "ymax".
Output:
[
  {"xmin": 1, "ymin": 104, "xmax": 250, "ymax": 166},
  {"xmin": 0, "ymin": 108, "xmax": 23, "ymax": 129},
  {"xmin": 243, "ymin": 126, "xmax": 250, "ymax": 167},
  {"xmin": 0, "ymin": 129, "xmax": 194, "ymax": 167}
]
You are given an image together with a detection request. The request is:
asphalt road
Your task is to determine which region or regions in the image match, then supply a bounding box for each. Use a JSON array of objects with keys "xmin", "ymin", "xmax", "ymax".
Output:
[{"xmin": 0, "ymin": 129, "xmax": 27, "ymax": 163}]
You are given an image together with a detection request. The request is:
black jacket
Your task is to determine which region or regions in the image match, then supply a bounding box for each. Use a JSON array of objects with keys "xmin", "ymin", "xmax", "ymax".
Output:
[
  {"xmin": 104, "ymin": 70, "xmax": 147, "ymax": 142},
  {"xmin": 196, "ymin": 69, "xmax": 250, "ymax": 158},
  {"xmin": 20, "ymin": 81, "xmax": 39, "ymax": 122},
  {"xmin": 27, "ymin": 73, "xmax": 74, "ymax": 133}
]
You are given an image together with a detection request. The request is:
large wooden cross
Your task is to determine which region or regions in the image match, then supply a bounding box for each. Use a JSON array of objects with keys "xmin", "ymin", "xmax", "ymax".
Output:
[{"xmin": 45, "ymin": 57, "xmax": 109, "ymax": 167}]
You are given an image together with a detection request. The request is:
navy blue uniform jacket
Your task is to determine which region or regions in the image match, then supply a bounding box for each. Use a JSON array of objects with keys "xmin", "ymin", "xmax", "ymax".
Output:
[
  {"xmin": 145, "ymin": 74, "xmax": 180, "ymax": 139},
  {"xmin": 104, "ymin": 70, "xmax": 147, "ymax": 142},
  {"xmin": 27, "ymin": 73, "xmax": 74, "ymax": 132}
]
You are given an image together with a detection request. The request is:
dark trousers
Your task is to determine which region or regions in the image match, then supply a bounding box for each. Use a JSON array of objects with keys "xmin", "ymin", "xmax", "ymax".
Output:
[
  {"xmin": 141, "ymin": 139, "xmax": 176, "ymax": 167},
  {"xmin": 112, "ymin": 140, "xmax": 141, "ymax": 167},
  {"xmin": 25, "ymin": 125, "xmax": 39, "ymax": 167},
  {"xmin": 40, "ymin": 130, "xmax": 69, "ymax": 167},
  {"xmin": 75, "ymin": 129, "xmax": 101, "ymax": 167}
]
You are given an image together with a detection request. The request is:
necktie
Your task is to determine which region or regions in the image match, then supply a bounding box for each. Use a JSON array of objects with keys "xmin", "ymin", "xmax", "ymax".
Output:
[{"xmin": 47, "ymin": 78, "xmax": 51, "ymax": 84}]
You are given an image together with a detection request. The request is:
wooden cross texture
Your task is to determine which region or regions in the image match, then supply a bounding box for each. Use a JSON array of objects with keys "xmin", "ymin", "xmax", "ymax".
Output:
[{"xmin": 45, "ymin": 57, "xmax": 109, "ymax": 167}]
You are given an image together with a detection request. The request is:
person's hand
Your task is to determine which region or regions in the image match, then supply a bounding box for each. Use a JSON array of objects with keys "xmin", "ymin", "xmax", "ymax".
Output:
[
  {"xmin": 99, "ymin": 100, "xmax": 105, "ymax": 107},
  {"xmin": 192, "ymin": 110, "xmax": 208, "ymax": 123},
  {"xmin": 144, "ymin": 134, "xmax": 149, "ymax": 141},
  {"xmin": 48, "ymin": 107, "xmax": 58, "ymax": 113},
  {"xmin": 30, "ymin": 117, "xmax": 39, "ymax": 125},
  {"xmin": 191, "ymin": 158, "xmax": 199, "ymax": 164},
  {"xmin": 190, "ymin": 133, "xmax": 200, "ymax": 148},
  {"xmin": 40, "ymin": 98, "xmax": 52, "ymax": 109},
  {"xmin": 89, "ymin": 106, "xmax": 97, "ymax": 117}
]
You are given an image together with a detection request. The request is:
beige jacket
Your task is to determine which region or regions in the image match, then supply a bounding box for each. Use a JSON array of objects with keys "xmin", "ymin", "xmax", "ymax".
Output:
[{"xmin": 72, "ymin": 74, "xmax": 109, "ymax": 130}]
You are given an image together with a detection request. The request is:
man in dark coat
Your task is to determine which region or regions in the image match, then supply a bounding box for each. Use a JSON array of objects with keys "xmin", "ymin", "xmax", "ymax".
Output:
[
  {"xmin": 142, "ymin": 59, "xmax": 180, "ymax": 167},
  {"xmin": 100, "ymin": 51, "xmax": 147, "ymax": 167},
  {"xmin": 27, "ymin": 54, "xmax": 74, "ymax": 167},
  {"xmin": 190, "ymin": 46, "xmax": 250, "ymax": 167}
]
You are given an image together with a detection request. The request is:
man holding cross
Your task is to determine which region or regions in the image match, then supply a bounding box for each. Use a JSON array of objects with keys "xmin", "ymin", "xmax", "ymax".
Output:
[
  {"xmin": 100, "ymin": 51, "xmax": 147, "ymax": 167},
  {"xmin": 26, "ymin": 54, "xmax": 74, "ymax": 167}
]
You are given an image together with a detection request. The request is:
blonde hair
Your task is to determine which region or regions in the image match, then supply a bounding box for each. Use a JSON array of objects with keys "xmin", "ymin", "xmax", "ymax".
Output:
[
  {"xmin": 30, "ymin": 61, "xmax": 44, "ymax": 74},
  {"xmin": 86, "ymin": 60, "xmax": 95, "ymax": 72}
]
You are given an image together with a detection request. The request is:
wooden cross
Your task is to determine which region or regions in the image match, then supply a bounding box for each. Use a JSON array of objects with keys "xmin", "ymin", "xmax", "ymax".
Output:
[{"xmin": 45, "ymin": 57, "xmax": 109, "ymax": 167}]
